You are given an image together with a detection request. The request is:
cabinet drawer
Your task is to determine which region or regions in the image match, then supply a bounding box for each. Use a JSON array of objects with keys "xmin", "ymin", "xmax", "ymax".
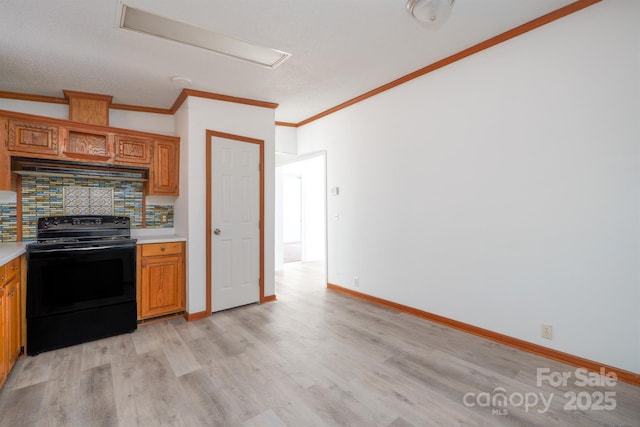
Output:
[
  {"xmin": 0, "ymin": 264, "xmax": 5, "ymax": 286},
  {"xmin": 140, "ymin": 242, "xmax": 183, "ymax": 257},
  {"xmin": 4, "ymin": 257, "xmax": 20, "ymax": 283}
]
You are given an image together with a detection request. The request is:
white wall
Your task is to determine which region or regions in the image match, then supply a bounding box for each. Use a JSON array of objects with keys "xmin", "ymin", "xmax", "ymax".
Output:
[
  {"xmin": 109, "ymin": 110, "xmax": 174, "ymax": 135},
  {"xmin": 281, "ymin": 173, "xmax": 302, "ymax": 243},
  {"xmin": 174, "ymin": 96, "xmax": 276, "ymax": 315},
  {"xmin": 274, "ymin": 167, "xmax": 284, "ymax": 271},
  {"xmin": 275, "ymin": 125, "xmax": 298, "ymax": 155},
  {"xmin": 296, "ymin": 0, "xmax": 640, "ymax": 373},
  {"xmin": 0, "ymin": 99, "xmax": 68, "ymax": 119},
  {"xmin": 0, "ymin": 99, "xmax": 175, "ymax": 135}
]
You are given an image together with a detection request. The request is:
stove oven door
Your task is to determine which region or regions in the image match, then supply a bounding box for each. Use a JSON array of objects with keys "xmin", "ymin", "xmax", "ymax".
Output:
[{"xmin": 26, "ymin": 243, "xmax": 137, "ymax": 354}]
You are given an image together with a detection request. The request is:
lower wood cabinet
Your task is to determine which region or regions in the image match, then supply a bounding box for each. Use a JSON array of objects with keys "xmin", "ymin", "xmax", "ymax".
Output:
[
  {"xmin": 0, "ymin": 286, "xmax": 5, "ymax": 388},
  {"xmin": 1, "ymin": 255, "xmax": 22, "ymax": 390},
  {"xmin": 137, "ymin": 242, "xmax": 185, "ymax": 320}
]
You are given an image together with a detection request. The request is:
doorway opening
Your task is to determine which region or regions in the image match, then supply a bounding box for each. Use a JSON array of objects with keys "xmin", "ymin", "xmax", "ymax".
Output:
[
  {"xmin": 282, "ymin": 173, "xmax": 302, "ymax": 263},
  {"xmin": 275, "ymin": 152, "xmax": 327, "ymax": 292}
]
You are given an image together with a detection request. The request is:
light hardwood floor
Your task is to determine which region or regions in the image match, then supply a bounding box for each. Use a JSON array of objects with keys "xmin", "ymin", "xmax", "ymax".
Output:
[{"xmin": 1, "ymin": 261, "xmax": 638, "ymax": 426}]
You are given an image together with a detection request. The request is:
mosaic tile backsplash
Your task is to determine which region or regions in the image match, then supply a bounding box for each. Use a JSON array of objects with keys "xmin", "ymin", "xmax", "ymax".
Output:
[
  {"xmin": 0, "ymin": 203, "xmax": 17, "ymax": 242},
  {"xmin": 0, "ymin": 176, "xmax": 174, "ymax": 242},
  {"xmin": 64, "ymin": 187, "xmax": 114, "ymax": 215},
  {"xmin": 146, "ymin": 205, "xmax": 174, "ymax": 229}
]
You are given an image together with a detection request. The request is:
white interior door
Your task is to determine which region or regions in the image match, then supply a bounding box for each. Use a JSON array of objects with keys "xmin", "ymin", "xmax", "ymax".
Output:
[{"xmin": 211, "ymin": 137, "xmax": 260, "ymax": 312}]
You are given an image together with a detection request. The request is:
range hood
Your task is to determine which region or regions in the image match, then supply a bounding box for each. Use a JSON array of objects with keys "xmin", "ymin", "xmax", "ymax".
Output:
[{"xmin": 11, "ymin": 157, "xmax": 148, "ymax": 182}]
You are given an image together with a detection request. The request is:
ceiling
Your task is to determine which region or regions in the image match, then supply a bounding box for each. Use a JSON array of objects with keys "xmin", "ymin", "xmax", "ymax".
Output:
[{"xmin": 0, "ymin": 0, "xmax": 585, "ymax": 124}]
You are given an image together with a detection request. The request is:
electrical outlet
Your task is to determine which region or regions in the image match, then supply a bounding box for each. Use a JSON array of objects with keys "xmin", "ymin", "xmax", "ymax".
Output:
[
  {"xmin": 353, "ymin": 276, "xmax": 359, "ymax": 288},
  {"xmin": 541, "ymin": 323, "xmax": 553, "ymax": 340}
]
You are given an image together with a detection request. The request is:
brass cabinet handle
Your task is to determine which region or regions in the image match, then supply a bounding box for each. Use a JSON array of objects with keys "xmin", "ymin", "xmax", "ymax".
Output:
[
  {"xmin": 8, "ymin": 289, "xmax": 15, "ymax": 297},
  {"xmin": 10, "ymin": 265, "xmax": 18, "ymax": 271}
]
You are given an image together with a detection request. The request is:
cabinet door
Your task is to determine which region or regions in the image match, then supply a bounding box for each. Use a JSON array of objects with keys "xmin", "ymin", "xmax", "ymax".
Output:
[
  {"xmin": 8, "ymin": 120, "xmax": 59, "ymax": 155},
  {"xmin": 0, "ymin": 263, "xmax": 6, "ymax": 286},
  {"xmin": 139, "ymin": 254, "xmax": 184, "ymax": 319},
  {"xmin": 114, "ymin": 135, "xmax": 152, "ymax": 164},
  {"xmin": 0, "ymin": 287, "xmax": 6, "ymax": 388},
  {"xmin": 0, "ymin": 118, "xmax": 10, "ymax": 190},
  {"xmin": 4, "ymin": 257, "xmax": 19, "ymax": 284},
  {"xmin": 149, "ymin": 140, "xmax": 179, "ymax": 195},
  {"xmin": 5, "ymin": 277, "xmax": 21, "ymax": 366},
  {"xmin": 63, "ymin": 128, "xmax": 111, "ymax": 161}
]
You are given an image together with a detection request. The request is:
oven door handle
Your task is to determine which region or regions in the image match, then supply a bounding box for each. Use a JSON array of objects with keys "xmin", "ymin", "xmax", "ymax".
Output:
[{"xmin": 29, "ymin": 244, "xmax": 136, "ymax": 253}]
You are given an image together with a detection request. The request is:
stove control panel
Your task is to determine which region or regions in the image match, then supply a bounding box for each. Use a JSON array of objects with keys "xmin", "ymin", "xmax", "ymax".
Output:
[{"xmin": 37, "ymin": 216, "xmax": 130, "ymax": 230}]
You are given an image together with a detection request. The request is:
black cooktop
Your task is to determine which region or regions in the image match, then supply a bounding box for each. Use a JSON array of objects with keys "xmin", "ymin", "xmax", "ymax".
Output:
[{"xmin": 28, "ymin": 215, "xmax": 136, "ymax": 251}]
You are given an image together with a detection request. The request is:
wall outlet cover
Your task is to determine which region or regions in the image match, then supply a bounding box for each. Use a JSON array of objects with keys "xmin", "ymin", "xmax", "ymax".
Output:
[{"xmin": 541, "ymin": 323, "xmax": 553, "ymax": 340}]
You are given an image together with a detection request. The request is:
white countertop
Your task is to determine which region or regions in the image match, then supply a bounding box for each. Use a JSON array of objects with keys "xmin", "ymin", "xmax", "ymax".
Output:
[
  {"xmin": 0, "ymin": 230, "xmax": 186, "ymax": 265},
  {"xmin": 0, "ymin": 242, "xmax": 28, "ymax": 266},
  {"xmin": 134, "ymin": 234, "xmax": 187, "ymax": 244},
  {"xmin": 131, "ymin": 228, "xmax": 186, "ymax": 244}
]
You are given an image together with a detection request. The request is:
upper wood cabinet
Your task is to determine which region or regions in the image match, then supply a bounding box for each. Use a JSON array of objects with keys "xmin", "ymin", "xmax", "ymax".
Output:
[
  {"xmin": 0, "ymin": 118, "xmax": 10, "ymax": 190},
  {"xmin": 0, "ymin": 109, "xmax": 180, "ymax": 195},
  {"xmin": 63, "ymin": 127, "xmax": 111, "ymax": 161},
  {"xmin": 114, "ymin": 135, "xmax": 152, "ymax": 165},
  {"xmin": 149, "ymin": 140, "xmax": 179, "ymax": 195},
  {"xmin": 8, "ymin": 119, "xmax": 59, "ymax": 155},
  {"xmin": 64, "ymin": 90, "xmax": 112, "ymax": 127}
]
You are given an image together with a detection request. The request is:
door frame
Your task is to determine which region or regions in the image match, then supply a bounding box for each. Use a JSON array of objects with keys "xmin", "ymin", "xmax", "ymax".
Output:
[{"xmin": 206, "ymin": 129, "xmax": 265, "ymax": 315}]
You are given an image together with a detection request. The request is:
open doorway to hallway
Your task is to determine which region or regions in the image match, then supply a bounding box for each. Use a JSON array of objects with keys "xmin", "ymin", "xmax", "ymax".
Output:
[
  {"xmin": 282, "ymin": 173, "xmax": 302, "ymax": 263},
  {"xmin": 275, "ymin": 152, "xmax": 326, "ymax": 289}
]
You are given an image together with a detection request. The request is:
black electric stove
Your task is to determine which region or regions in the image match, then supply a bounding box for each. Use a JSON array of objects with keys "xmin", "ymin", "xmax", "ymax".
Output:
[{"xmin": 26, "ymin": 216, "xmax": 137, "ymax": 355}]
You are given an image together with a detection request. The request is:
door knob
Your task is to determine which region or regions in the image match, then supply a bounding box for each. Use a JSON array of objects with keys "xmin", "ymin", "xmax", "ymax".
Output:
[{"xmin": 213, "ymin": 228, "xmax": 221, "ymax": 235}]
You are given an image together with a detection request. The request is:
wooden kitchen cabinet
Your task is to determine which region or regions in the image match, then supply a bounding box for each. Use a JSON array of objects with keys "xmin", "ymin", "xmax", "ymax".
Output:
[
  {"xmin": 0, "ymin": 109, "xmax": 180, "ymax": 194},
  {"xmin": 137, "ymin": 242, "xmax": 185, "ymax": 320},
  {"xmin": 0, "ymin": 287, "xmax": 5, "ymax": 388},
  {"xmin": 8, "ymin": 119, "xmax": 59, "ymax": 155},
  {"xmin": 62, "ymin": 127, "xmax": 111, "ymax": 161},
  {"xmin": 4, "ymin": 277, "xmax": 21, "ymax": 366},
  {"xmin": 0, "ymin": 256, "xmax": 22, "ymax": 390},
  {"xmin": 114, "ymin": 135, "xmax": 152, "ymax": 165},
  {"xmin": 0, "ymin": 118, "xmax": 10, "ymax": 190},
  {"xmin": 148, "ymin": 140, "xmax": 179, "ymax": 195}
]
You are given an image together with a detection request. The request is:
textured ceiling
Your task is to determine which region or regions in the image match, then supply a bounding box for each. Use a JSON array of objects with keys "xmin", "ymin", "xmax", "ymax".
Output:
[{"xmin": 0, "ymin": 0, "xmax": 587, "ymax": 123}]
